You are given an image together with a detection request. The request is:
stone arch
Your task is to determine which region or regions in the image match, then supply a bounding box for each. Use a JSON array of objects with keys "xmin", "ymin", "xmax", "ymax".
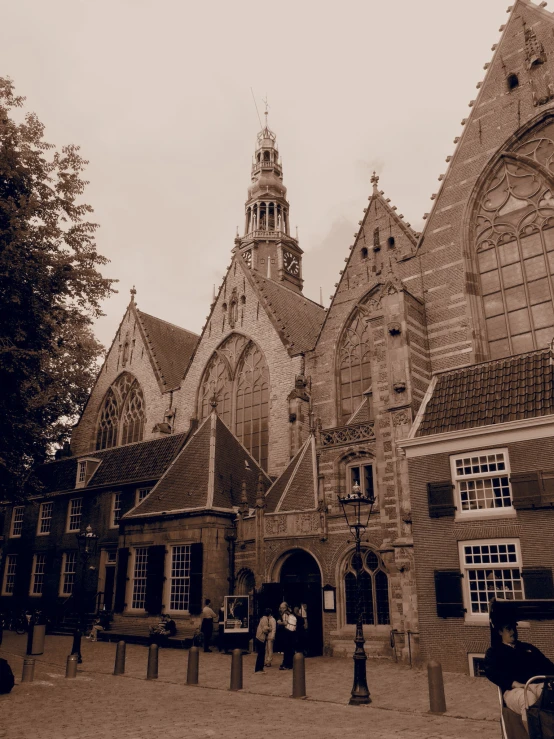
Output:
[{"xmin": 236, "ymin": 568, "xmax": 256, "ymax": 596}]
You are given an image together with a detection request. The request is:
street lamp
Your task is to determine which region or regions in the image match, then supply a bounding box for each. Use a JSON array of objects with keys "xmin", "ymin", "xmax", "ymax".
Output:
[
  {"xmin": 71, "ymin": 525, "xmax": 99, "ymax": 663},
  {"xmin": 338, "ymin": 481, "xmax": 376, "ymax": 705}
]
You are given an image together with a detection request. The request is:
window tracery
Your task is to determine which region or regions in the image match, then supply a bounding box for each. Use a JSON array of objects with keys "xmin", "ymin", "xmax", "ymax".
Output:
[
  {"xmin": 121, "ymin": 383, "xmax": 146, "ymax": 445},
  {"xmin": 95, "ymin": 373, "xmax": 146, "ymax": 450},
  {"xmin": 338, "ymin": 312, "xmax": 372, "ymax": 424},
  {"xmin": 344, "ymin": 549, "xmax": 390, "ymax": 626},
  {"xmin": 198, "ymin": 334, "xmax": 270, "ymax": 469},
  {"xmin": 96, "ymin": 389, "xmax": 119, "ymax": 450},
  {"xmin": 474, "ymin": 120, "xmax": 554, "ymax": 358}
]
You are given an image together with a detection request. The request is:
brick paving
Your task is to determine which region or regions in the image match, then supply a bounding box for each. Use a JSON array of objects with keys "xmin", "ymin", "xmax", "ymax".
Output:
[{"xmin": 0, "ymin": 632, "xmax": 501, "ymax": 738}]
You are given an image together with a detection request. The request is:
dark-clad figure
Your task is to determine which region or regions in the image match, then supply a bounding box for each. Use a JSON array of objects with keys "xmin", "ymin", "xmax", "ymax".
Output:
[
  {"xmin": 201, "ymin": 599, "xmax": 217, "ymax": 653},
  {"xmin": 485, "ymin": 616, "xmax": 554, "ymax": 731}
]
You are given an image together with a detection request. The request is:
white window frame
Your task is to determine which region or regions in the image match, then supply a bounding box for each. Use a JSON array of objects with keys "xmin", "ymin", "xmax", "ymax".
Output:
[
  {"xmin": 75, "ymin": 457, "xmax": 100, "ymax": 489},
  {"xmin": 346, "ymin": 461, "xmax": 376, "ymax": 501},
  {"xmin": 66, "ymin": 498, "xmax": 83, "ymax": 533},
  {"xmin": 59, "ymin": 552, "xmax": 77, "ymax": 597},
  {"xmin": 129, "ymin": 547, "xmax": 149, "ymax": 611},
  {"xmin": 468, "ymin": 653, "xmax": 487, "ymax": 678},
  {"xmin": 459, "ymin": 538, "xmax": 524, "ymax": 624},
  {"xmin": 37, "ymin": 501, "xmax": 53, "ymax": 536},
  {"xmin": 2, "ymin": 554, "xmax": 17, "ymax": 596},
  {"xmin": 450, "ymin": 448, "xmax": 515, "ymax": 520},
  {"xmin": 30, "ymin": 553, "xmax": 47, "ymax": 597},
  {"xmin": 10, "ymin": 506, "xmax": 24, "ymax": 538},
  {"xmin": 111, "ymin": 492, "xmax": 122, "ymax": 528},
  {"xmin": 136, "ymin": 487, "xmax": 152, "ymax": 506},
  {"xmin": 165, "ymin": 544, "xmax": 192, "ymax": 613}
]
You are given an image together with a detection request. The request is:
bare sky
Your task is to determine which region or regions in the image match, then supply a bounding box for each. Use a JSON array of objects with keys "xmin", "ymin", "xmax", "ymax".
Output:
[{"xmin": 3, "ymin": 0, "xmax": 509, "ymax": 347}]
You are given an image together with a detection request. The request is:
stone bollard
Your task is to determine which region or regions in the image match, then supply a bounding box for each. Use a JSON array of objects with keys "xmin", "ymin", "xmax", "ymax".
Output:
[
  {"xmin": 187, "ymin": 646, "xmax": 199, "ymax": 685},
  {"xmin": 21, "ymin": 658, "xmax": 35, "ymax": 683},
  {"xmin": 66, "ymin": 653, "xmax": 78, "ymax": 679},
  {"xmin": 292, "ymin": 652, "xmax": 306, "ymax": 699},
  {"xmin": 427, "ymin": 660, "xmax": 446, "ymax": 714},
  {"xmin": 114, "ymin": 641, "xmax": 126, "ymax": 676},
  {"xmin": 146, "ymin": 643, "xmax": 159, "ymax": 680},
  {"xmin": 229, "ymin": 648, "xmax": 243, "ymax": 691}
]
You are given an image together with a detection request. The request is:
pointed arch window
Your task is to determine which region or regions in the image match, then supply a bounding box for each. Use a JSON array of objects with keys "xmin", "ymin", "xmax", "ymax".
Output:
[
  {"xmin": 474, "ymin": 121, "xmax": 554, "ymax": 359},
  {"xmin": 95, "ymin": 373, "xmax": 146, "ymax": 450},
  {"xmin": 198, "ymin": 334, "xmax": 270, "ymax": 470},
  {"xmin": 338, "ymin": 312, "xmax": 372, "ymax": 424},
  {"xmin": 344, "ymin": 549, "xmax": 390, "ymax": 626}
]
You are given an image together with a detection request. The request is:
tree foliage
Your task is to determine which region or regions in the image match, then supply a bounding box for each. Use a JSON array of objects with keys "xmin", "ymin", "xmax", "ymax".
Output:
[{"xmin": 0, "ymin": 77, "xmax": 116, "ymax": 500}]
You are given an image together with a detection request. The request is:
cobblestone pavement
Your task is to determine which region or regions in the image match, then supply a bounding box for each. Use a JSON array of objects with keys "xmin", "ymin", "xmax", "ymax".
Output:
[{"xmin": 0, "ymin": 632, "xmax": 501, "ymax": 739}]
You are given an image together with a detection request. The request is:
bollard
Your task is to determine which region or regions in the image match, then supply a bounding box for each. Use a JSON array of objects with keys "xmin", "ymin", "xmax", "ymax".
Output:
[
  {"xmin": 30, "ymin": 624, "xmax": 46, "ymax": 655},
  {"xmin": 187, "ymin": 646, "xmax": 199, "ymax": 685},
  {"xmin": 229, "ymin": 648, "xmax": 243, "ymax": 691},
  {"xmin": 71, "ymin": 630, "xmax": 82, "ymax": 664},
  {"xmin": 146, "ymin": 643, "xmax": 159, "ymax": 680},
  {"xmin": 66, "ymin": 653, "xmax": 78, "ymax": 679},
  {"xmin": 427, "ymin": 660, "xmax": 446, "ymax": 714},
  {"xmin": 292, "ymin": 652, "xmax": 306, "ymax": 699},
  {"xmin": 114, "ymin": 641, "xmax": 126, "ymax": 676},
  {"xmin": 21, "ymin": 658, "xmax": 35, "ymax": 683}
]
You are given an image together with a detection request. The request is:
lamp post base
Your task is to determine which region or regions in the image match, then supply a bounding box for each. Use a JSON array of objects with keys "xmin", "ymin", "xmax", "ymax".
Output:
[{"xmin": 349, "ymin": 614, "xmax": 371, "ymax": 705}]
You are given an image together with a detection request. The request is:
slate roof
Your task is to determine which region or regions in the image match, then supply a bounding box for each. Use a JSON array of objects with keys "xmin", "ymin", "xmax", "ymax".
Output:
[
  {"xmin": 136, "ymin": 309, "xmax": 199, "ymax": 391},
  {"xmin": 124, "ymin": 412, "xmax": 271, "ymax": 518},
  {"xmin": 34, "ymin": 433, "xmax": 189, "ymax": 496},
  {"xmin": 265, "ymin": 435, "xmax": 318, "ymax": 513},
  {"xmin": 348, "ymin": 397, "xmax": 371, "ymax": 424},
  {"xmin": 416, "ymin": 348, "xmax": 554, "ymax": 437},
  {"xmin": 248, "ymin": 270, "xmax": 326, "ymax": 355}
]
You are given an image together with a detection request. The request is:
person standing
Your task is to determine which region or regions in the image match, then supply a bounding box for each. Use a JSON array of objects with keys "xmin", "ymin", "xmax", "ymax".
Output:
[
  {"xmin": 264, "ymin": 609, "xmax": 277, "ymax": 667},
  {"xmin": 278, "ymin": 603, "xmax": 297, "ymax": 670},
  {"xmin": 293, "ymin": 607, "xmax": 305, "ymax": 654},
  {"xmin": 254, "ymin": 609, "xmax": 272, "ymax": 673},
  {"xmin": 201, "ymin": 599, "xmax": 217, "ymax": 653}
]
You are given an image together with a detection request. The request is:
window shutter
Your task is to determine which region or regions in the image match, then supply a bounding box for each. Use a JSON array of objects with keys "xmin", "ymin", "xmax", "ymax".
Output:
[
  {"xmin": 189, "ymin": 543, "xmax": 203, "ymax": 615},
  {"xmin": 427, "ymin": 481, "xmax": 456, "ymax": 518},
  {"xmin": 522, "ymin": 568, "xmax": 554, "ymax": 599},
  {"xmin": 145, "ymin": 545, "xmax": 166, "ymax": 615},
  {"xmin": 113, "ymin": 548, "xmax": 129, "ymax": 613},
  {"xmin": 41, "ymin": 550, "xmax": 58, "ymax": 607},
  {"xmin": 14, "ymin": 550, "xmax": 33, "ymax": 599},
  {"xmin": 510, "ymin": 471, "xmax": 541, "ymax": 509},
  {"xmin": 540, "ymin": 470, "xmax": 554, "ymax": 506},
  {"xmin": 434, "ymin": 570, "xmax": 465, "ymax": 618}
]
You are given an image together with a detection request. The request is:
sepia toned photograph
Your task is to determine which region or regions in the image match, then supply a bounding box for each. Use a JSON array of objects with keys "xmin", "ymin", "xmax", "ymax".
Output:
[{"xmin": 2, "ymin": 0, "xmax": 554, "ymax": 737}]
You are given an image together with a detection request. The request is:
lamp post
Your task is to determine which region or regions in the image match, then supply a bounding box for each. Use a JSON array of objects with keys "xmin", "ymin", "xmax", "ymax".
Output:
[
  {"xmin": 338, "ymin": 481, "xmax": 376, "ymax": 706},
  {"xmin": 71, "ymin": 525, "xmax": 99, "ymax": 664}
]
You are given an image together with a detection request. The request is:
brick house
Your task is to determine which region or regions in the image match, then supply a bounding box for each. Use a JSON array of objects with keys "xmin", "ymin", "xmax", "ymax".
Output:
[{"xmin": 3, "ymin": 0, "xmax": 554, "ymax": 671}]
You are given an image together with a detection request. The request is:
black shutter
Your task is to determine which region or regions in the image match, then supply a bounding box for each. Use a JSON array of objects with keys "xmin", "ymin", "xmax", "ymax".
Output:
[
  {"xmin": 427, "ymin": 481, "xmax": 456, "ymax": 518},
  {"xmin": 434, "ymin": 570, "xmax": 465, "ymax": 618},
  {"xmin": 522, "ymin": 568, "xmax": 554, "ymax": 599},
  {"xmin": 14, "ymin": 550, "xmax": 33, "ymax": 600},
  {"xmin": 510, "ymin": 471, "xmax": 541, "ymax": 509},
  {"xmin": 541, "ymin": 470, "xmax": 554, "ymax": 506},
  {"xmin": 113, "ymin": 548, "xmax": 129, "ymax": 613},
  {"xmin": 41, "ymin": 549, "xmax": 58, "ymax": 610},
  {"xmin": 189, "ymin": 543, "xmax": 203, "ymax": 615},
  {"xmin": 145, "ymin": 545, "xmax": 166, "ymax": 615}
]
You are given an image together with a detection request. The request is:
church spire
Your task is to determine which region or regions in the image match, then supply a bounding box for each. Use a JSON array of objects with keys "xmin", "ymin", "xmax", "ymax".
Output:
[{"xmin": 234, "ymin": 112, "xmax": 304, "ymax": 293}]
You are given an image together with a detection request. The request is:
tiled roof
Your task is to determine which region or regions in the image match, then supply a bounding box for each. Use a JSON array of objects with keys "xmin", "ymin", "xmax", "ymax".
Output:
[
  {"xmin": 348, "ymin": 397, "xmax": 371, "ymax": 424},
  {"xmin": 265, "ymin": 436, "xmax": 318, "ymax": 513},
  {"xmin": 248, "ymin": 271, "xmax": 326, "ymax": 355},
  {"xmin": 35, "ymin": 433, "xmax": 189, "ymax": 496},
  {"xmin": 416, "ymin": 348, "xmax": 554, "ymax": 437},
  {"xmin": 136, "ymin": 309, "xmax": 199, "ymax": 391},
  {"xmin": 125, "ymin": 413, "xmax": 271, "ymax": 518}
]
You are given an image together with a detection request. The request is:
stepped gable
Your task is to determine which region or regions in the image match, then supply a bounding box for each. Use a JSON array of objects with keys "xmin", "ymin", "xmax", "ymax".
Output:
[
  {"xmin": 247, "ymin": 265, "xmax": 326, "ymax": 356},
  {"xmin": 125, "ymin": 412, "xmax": 270, "ymax": 518},
  {"xmin": 34, "ymin": 432, "xmax": 189, "ymax": 496},
  {"xmin": 416, "ymin": 348, "xmax": 554, "ymax": 436},
  {"xmin": 265, "ymin": 435, "xmax": 318, "ymax": 513},
  {"xmin": 135, "ymin": 308, "xmax": 199, "ymax": 391}
]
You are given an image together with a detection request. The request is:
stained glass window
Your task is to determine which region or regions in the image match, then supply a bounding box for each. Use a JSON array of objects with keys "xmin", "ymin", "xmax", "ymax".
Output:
[
  {"xmin": 121, "ymin": 382, "xmax": 146, "ymax": 445},
  {"xmin": 344, "ymin": 549, "xmax": 390, "ymax": 626},
  {"xmin": 96, "ymin": 389, "xmax": 119, "ymax": 450},
  {"xmin": 338, "ymin": 312, "xmax": 372, "ymax": 423},
  {"xmin": 95, "ymin": 374, "xmax": 145, "ymax": 450}
]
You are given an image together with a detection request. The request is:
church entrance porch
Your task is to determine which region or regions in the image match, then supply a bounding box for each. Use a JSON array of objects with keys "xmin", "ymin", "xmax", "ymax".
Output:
[{"xmin": 259, "ymin": 549, "xmax": 323, "ymax": 657}]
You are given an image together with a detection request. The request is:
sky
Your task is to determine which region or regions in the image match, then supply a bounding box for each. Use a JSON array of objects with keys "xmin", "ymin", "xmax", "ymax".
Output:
[{"xmin": 3, "ymin": 0, "xmax": 510, "ymax": 347}]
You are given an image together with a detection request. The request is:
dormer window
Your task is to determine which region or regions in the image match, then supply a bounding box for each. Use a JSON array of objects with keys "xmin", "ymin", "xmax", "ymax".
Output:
[
  {"xmin": 76, "ymin": 458, "xmax": 101, "ymax": 489},
  {"xmin": 507, "ymin": 73, "xmax": 519, "ymax": 90}
]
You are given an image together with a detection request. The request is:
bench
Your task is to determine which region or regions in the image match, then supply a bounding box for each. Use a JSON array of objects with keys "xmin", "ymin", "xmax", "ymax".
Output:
[{"xmin": 98, "ymin": 622, "xmax": 199, "ymax": 649}]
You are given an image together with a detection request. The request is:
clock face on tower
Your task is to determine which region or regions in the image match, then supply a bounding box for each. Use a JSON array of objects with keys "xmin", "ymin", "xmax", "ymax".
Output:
[
  {"xmin": 242, "ymin": 250, "xmax": 252, "ymax": 268},
  {"xmin": 283, "ymin": 251, "xmax": 300, "ymax": 276}
]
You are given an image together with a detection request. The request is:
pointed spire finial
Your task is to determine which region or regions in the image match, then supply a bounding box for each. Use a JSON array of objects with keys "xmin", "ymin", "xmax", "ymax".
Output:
[
  {"xmin": 130, "ymin": 285, "xmax": 137, "ymax": 303},
  {"xmin": 262, "ymin": 95, "xmax": 270, "ymax": 128},
  {"xmin": 256, "ymin": 471, "xmax": 266, "ymax": 508},
  {"xmin": 209, "ymin": 393, "xmax": 218, "ymax": 410},
  {"xmin": 371, "ymin": 171, "xmax": 379, "ymax": 192}
]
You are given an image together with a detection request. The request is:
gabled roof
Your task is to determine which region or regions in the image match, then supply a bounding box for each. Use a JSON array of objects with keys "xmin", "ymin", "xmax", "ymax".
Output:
[
  {"xmin": 124, "ymin": 411, "xmax": 271, "ymax": 518},
  {"xmin": 135, "ymin": 308, "xmax": 199, "ymax": 391},
  {"xmin": 416, "ymin": 348, "xmax": 554, "ymax": 437},
  {"xmin": 34, "ymin": 432, "xmax": 189, "ymax": 496},
  {"xmin": 265, "ymin": 435, "xmax": 318, "ymax": 513}
]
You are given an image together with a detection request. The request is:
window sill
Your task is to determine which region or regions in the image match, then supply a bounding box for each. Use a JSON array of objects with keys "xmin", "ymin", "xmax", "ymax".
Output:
[
  {"xmin": 36, "ymin": 532, "xmax": 50, "ymax": 537},
  {"xmin": 331, "ymin": 624, "xmax": 391, "ymax": 637},
  {"xmin": 463, "ymin": 617, "xmax": 530, "ymax": 628},
  {"xmin": 455, "ymin": 509, "xmax": 517, "ymax": 521}
]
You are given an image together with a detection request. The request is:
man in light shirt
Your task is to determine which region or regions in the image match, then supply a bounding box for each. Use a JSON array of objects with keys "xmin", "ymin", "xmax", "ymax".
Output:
[
  {"xmin": 201, "ymin": 599, "xmax": 218, "ymax": 653},
  {"xmin": 277, "ymin": 603, "xmax": 296, "ymax": 670},
  {"xmin": 264, "ymin": 609, "xmax": 277, "ymax": 667}
]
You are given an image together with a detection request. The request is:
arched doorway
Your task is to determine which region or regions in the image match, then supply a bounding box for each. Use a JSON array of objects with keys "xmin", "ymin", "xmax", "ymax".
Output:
[{"xmin": 260, "ymin": 549, "xmax": 323, "ymax": 657}]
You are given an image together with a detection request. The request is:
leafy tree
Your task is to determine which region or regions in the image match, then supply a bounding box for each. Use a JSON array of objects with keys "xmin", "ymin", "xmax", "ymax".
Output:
[{"xmin": 0, "ymin": 77, "xmax": 115, "ymax": 501}]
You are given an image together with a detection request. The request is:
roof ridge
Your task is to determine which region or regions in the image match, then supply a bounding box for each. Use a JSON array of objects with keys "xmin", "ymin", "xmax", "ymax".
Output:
[
  {"xmin": 433, "ymin": 347, "xmax": 550, "ymax": 378},
  {"xmin": 214, "ymin": 414, "xmax": 272, "ymax": 486},
  {"xmin": 252, "ymin": 272, "xmax": 327, "ymax": 311},
  {"xmin": 273, "ymin": 437, "xmax": 311, "ymax": 513},
  {"xmin": 136, "ymin": 309, "xmax": 199, "ymax": 338},
  {"xmin": 50, "ymin": 430, "xmax": 190, "ymax": 464}
]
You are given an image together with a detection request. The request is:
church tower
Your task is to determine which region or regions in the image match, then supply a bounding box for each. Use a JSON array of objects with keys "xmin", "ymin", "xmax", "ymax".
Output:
[{"xmin": 234, "ymin": 113, "xmax": 303, "ymax": 292}]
